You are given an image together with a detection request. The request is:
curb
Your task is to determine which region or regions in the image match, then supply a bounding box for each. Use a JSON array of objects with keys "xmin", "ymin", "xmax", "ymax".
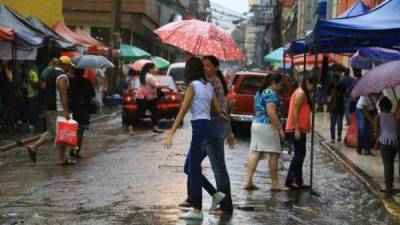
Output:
[
  {"xmin": 315, "ymin": 131, "xmax": 400, "ymax": 220},
  {"xmin": 0, "ymin": 110, "xmax": 122, "ymax": 154}
]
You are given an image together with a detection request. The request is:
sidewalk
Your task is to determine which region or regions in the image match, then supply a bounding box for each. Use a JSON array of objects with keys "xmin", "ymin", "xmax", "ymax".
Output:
[
  {"xmin": 315, "ymin": 112, "xmax": 400, "ymax": 218},
  {"xmin": 0, "ymin": 106, "xmax": 121, "ymax": 153}
]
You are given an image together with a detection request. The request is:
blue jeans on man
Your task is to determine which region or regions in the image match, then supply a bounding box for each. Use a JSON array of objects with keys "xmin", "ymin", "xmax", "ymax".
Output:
[
  {"xmin": 356, "ymin": 108, "xmax": 373, "ymax": 154},
  {"xmin": 330, "ymin": 112, "xmax": 344, "ymax": 141}
]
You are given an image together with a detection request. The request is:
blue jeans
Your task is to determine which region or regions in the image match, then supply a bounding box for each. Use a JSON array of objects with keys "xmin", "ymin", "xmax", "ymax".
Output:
[
  {"xmin": 344, "ymin": 97, "xmax": 351, "ymax": 123},
  {"xmin": 285, "ymin": 132, "xmax": 307, "ymax": 186},
  {"xmin": 380, "ymin": 144, "xmax": 398, "ymax": 188},
  {"xmin": 203, "ymin": 120, "xmax": 233, "ymax": 213},
  {"xmin": 330, "ymin": 112, "xmax": 344, "ymax": 141},
  {"xmin": 183, "ymin": 119, "xmax": 213, "ymax": 209},
  {"xmin": 356, "ymin": 108, "xmax": 373, "ymax": 153}
]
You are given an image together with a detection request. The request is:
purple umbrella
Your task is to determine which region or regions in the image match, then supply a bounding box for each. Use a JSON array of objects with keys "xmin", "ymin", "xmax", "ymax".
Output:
[{"xmin": 351, "ymin": 60, "xmax": 400, "ymax": 98}]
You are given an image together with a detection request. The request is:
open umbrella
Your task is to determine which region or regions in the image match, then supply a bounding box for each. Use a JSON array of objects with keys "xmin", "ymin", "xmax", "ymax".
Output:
[
  {"xmin": 72, "ymin": 55, "xmax": 114, "ymax": 69},
  {"xmin": 152, "ymin": 56, "xmax": 170, "ymax": 70},
  {"xmin": 120, "ymin": 44, "xmax": 151, "ymax": 61},
  {"xmin": 264, "ymin": 47, "xmax": 284, "ymax": 64},
  {"xmin": 129, "ymin": 57, "xmax": 171, "ymax": 71},
  {"xmin": 129, "ymin": 59, "xmax": 152, "ymax": 72},
  {"xmin": 351, "ymin": 60, "xmax": 400, "ymax": 98},
  {"xmin": 154, "ymin": 19, "xmax": 244, "ymax": 61}
]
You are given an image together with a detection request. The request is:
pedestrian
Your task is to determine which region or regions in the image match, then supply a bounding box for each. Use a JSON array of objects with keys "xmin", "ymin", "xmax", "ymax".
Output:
[
  {"xmin": 244, "ymin": 74, "xmax": 289, "ymax": 192},
  {"xmin": 327, "ymin": 73, "xmax": 346, "ymax": 143},
  {"xmin": 131, "ymin": 63, "xmax": 164, "ymax": 134},
  {"xmin": 341, "ymin": 68, "xmax": 356, "ymax": 125},
  {"xmin": 285, "ymin": 75, "xmax": 318, "ymax": 189},
  {"xmin": 22, "ymin": 64, "xmax": 40, "ymax": 131},
  {"xmin": 164, "ymin": 57, "xmax": 222, "ymax": 220},
  {"xmin": 95, "ymin": 67, "xmax": 106, "ymax": 108},
  {"xmin": 22, "ymin": 56, "xmax": 74, "ymax": 165},
  {"xmin": 356, "ymin": 93, "xmax": 379, "ymax": 155},
  {"xmin": 68, "ymin": 68, "xmax": 96, "ymax": 159},
  {"xmin": 181, "ymin": 55, "xmax": 233, "ymax": 215},
  {"xmin": 375, "ymin": 97, "xmax": 400, "ymax": 193}
]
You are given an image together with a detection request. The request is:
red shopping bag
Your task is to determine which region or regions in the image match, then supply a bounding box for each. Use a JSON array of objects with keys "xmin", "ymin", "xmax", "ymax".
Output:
[
  {"xmin": 55, "ymin": 116, "xmax": 78, "ymax": 148},
  {"xmin": 344, "ymin": 113, "xmax": 358, "ymax": 148}
]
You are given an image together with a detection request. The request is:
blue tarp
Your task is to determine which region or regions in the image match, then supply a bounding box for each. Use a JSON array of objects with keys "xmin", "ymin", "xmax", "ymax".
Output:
[
  {"xmin": 359, "ymin": 47, "xmax": 400, "ymax": 62},
  {"xmin": 337, "ymin": 0, "xmax": 369, "ymax": 18},
  {"xmin": 308, "ymin": 0, "xmax": 400, "ymax": 46},
  {"xmin": 0, "ymin": 4, "xmax": 45, "ymax": 46}
]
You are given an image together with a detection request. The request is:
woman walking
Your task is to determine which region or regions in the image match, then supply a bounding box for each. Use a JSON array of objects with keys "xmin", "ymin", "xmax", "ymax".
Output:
[
  {"xmin": 327, "ymin": 73, "xmax": 346, "ymax": 143},
  {"xmin": 285, "ymin": 75, "xmax": 317, "ymax": 189},
  {"xmin": 375, "ymin": 97, "xmax": 400, "ymax": 193},
  {"xmin": 164, "ymin": 57, "xmax": 222, "ymax": 220},
  {"xmin": 69, "ymin": 68, "xmax": 96, "ymax": 159},
  {"xmin": 244, "ymin": 74, "xmax": 288, "ymax": 191},
  {"xmin": 131, "ymin": 63, "xmax": 164, "ymax": 134}
]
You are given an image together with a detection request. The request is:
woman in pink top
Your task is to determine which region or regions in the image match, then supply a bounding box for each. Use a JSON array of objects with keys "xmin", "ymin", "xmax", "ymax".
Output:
[
  {"xmin": 130, "ymin": 63, "xmax": 164, "ymax": 134},
  {"xmin": 285, "ymin": 75, "xmax": 317, "ymax": 190}
]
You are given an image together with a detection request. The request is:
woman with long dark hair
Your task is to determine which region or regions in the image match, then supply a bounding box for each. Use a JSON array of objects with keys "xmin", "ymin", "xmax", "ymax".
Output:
[
  {"xmin": 133, "ymin": 63, "xmax": 164, "ymax": 134},
  {"xmin": 244, "ymin": 74, "xmax": 288, "ymax": 191},
  {"xmin": 164, "ymin": 57, "xmax": 222, "ymax": 220},
  {"xmin": 285, "ymin": 74, "xmax": 318, "ymax": 189}
]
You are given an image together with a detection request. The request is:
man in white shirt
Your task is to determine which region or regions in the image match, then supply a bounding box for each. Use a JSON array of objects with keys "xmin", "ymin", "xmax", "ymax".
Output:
[{"xmin": 356, "ymin": 94, "xmax": 379, "ymax": 155}]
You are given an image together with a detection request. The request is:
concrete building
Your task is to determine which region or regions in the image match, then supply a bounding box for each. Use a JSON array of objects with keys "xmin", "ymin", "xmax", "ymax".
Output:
[{"xmin": 63, "ymin": 0, "xmax": 210, "ymax": 62}]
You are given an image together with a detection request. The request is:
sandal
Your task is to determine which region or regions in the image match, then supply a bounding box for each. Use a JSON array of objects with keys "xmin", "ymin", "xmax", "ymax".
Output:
[
  {"xmin": 285, "ymin": 183, "xmax": 300, "ymax": 190},
  {"xmin": 60, "ymin": 159, "xmax": 77, "ymax": 166},
  {"xmin": 243, "ymin": 184, "xmax": 259, "ymax": 190},
  {"xmin": 271, "ymin": 186, "xmax": 290, "ymax": 192},
  {"xmin": 178, "ymin": 200, "xmax": 192, "ymax": 208},
  {"xmin": 379, "ymin": 187, "xmax": 393, "ymax": 193},
  {"xmin": 152, "ymin": 129, "xmax": 164, "ymax": 133}
]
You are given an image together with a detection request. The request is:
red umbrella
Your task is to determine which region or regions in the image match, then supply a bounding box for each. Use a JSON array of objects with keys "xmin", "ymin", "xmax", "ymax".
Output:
[
  {"xmin": 351, "ymin": 60, "xmax": 400, "ymax": 98},
  {"xmin": 128, "ymin": 59, "xmax": 152, "ymax": 72},
  {"xmin": 154, "ymin": 19, "xmax": 244, "ymax": 61}
]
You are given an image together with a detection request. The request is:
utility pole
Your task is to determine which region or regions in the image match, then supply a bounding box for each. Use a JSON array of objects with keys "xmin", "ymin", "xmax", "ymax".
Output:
[{"xmin": 109, "ymin": 0, "xmax": 121, "ymax": 93}]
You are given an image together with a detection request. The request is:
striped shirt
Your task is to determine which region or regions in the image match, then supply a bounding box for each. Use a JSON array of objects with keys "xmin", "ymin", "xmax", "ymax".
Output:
[{"xmin": 207, "ymin": 76, "xmax": 228, "ymax": 120}]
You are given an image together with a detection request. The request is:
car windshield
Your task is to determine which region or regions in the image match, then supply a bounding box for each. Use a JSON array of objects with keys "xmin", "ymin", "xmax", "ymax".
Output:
[
  {"xmin": 169, "ymin": 67, "xmax": 185, "ymax": 82},
  {"xmin": 129, "ymin": 76, "xmax": 177, "ymax": 90},
  {"xmin": 237, "ymin": 76, "xmax": 266, "ymax": 94}
]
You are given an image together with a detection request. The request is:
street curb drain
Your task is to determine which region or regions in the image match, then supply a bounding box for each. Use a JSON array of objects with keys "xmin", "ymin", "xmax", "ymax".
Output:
[
  {"xmin": 315, "ymin": 131, "xmax": 400, "ymax": 220},
  {"xmin": 0, "ymin": 110, "xmax": 122, "ymax": 154}
]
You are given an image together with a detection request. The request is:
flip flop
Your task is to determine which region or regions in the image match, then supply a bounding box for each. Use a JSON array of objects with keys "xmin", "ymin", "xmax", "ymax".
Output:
[
  {"xmin": 243, "ymin": 185, "xmax": 259, "ymax": 190},
  {"xmin": 60, "ymin": 160, "xmax": 77, "ymax": 166},
  {"xmin": 152, "ymin": 129, "xmax": 164, "ymax": 133}
]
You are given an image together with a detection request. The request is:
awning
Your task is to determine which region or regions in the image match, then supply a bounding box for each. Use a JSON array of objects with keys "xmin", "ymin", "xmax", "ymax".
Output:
[
  {"xmin": 337, "ymin": 0, "xmax": 369, "ymax": 18},
  {"xmin": 308, "ymin": 0, "xmax": 400, "ymax": 48},
  {"xmin": 27, "ymin": 16, "xmax": 75, "ymax": 49},
  {"xmin": 264, "ymin": 47, "xmax": 284, "ymax": 63},
  {"xmin": 0, "ymin": 25, "xmax": 14, "ymax": 41},
  {"xmin": 73, "ymin": 27, "xmax": 109, "ymax": 55},
  {"xmin": 0, "ymin": 3, "xmax": 45, "ymax": 46}
]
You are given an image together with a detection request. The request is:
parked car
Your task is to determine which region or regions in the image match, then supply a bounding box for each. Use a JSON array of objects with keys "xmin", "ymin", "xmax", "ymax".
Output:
[
  {"xmin": 227, "ymin": 71, "xmax": 293, "ymax": 134},
  {"xmin": 122, "ymin": 76, "xmax": 182, "ymax": 125},
  {"xmin": 166, "ymin": 62, "xmax": 186, "ymax": 94}
]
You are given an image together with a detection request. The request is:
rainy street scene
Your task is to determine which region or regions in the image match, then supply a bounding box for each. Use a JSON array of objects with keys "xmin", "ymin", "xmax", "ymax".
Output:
[{"xmin": 1, "ymin": 0, "xmax": 400, "ymax": 224}]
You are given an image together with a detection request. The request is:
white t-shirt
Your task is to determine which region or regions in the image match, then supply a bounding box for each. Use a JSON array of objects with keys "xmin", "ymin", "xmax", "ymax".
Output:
[
  {"xmin": 56, "ymin": 74, "xmax": 69, "ymax": 112},
  {"xmin": 356, "ymin": 96, "xmax": 377, "ymax": 111}
]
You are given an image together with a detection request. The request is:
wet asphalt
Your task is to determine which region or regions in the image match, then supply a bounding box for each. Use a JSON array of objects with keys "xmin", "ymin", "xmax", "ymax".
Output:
[{"xmin": 0, "ymin": 115, "xmax": 399, "ymax": 225}]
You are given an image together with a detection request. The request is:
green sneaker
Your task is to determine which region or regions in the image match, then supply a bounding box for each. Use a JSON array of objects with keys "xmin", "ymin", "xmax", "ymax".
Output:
[
  {"xmin": 180, "ymin": 211, "xmax": 203, "ymax": 220},
  {"xmin": 210, "ymin": 192, "xmax": 226, "ymax": 211}
]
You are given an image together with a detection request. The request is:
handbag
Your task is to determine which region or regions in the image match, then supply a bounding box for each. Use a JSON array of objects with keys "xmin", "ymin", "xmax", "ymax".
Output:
[{"xmin": 157, "ymin": 87, "xmax": 165, "ymax": 100}]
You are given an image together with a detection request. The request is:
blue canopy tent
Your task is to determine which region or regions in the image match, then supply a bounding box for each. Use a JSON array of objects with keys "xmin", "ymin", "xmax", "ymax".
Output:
[{"xmin": 307, "ymin": 0, "xmax": 400, "ymax": 48}]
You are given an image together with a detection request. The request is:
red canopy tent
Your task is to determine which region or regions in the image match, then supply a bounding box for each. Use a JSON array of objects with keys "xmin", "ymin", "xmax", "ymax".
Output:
[
  {"xmin": 52, "ymin": 22, "xmax": 109, "ymax": 56},
  {"xmin": 284, "ymin": 54, "xmax": 334, "ymax": 66},
  {"xmin": 0, "ymin": 25, "xmax": 14, "ymax": 41},
  {"xmin": 73, "ymin": 27, "xmax": 109, "ymax": 56}
]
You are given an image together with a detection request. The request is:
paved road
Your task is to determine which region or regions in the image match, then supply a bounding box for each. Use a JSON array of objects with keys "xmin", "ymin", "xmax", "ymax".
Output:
[{"xmin": 0, "ymin": 116, "xmax": 398, "ymax": 225}]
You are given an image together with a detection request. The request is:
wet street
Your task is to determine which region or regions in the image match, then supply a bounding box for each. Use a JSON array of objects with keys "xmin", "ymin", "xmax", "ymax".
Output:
[{"xmin": 0, "ymin": 115, "xmax": 399, "ymax": 225}]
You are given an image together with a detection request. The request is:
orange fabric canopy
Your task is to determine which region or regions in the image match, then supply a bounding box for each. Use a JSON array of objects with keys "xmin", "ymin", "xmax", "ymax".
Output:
[{"xmin": 0, "ymin": 25, "xmax": 14, "ymax": 41}]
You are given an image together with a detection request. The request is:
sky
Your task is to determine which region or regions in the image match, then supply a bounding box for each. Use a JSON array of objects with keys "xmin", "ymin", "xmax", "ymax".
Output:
[{"xmin": 210, "ymin": 0, "xmax": 249, "ymax": 13}]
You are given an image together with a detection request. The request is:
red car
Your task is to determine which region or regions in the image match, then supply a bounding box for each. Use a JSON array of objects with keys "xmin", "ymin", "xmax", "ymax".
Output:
[
  {"xmin": 227, "ymin": 71, "xmax": 293, "ymax": 133},
  {"xmin": 122, "ymin": 76, "xmax": 182, "ymax": 125}
]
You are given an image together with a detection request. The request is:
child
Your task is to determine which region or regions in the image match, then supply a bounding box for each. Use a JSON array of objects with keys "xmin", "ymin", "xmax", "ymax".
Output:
[
  {"xmin": 164, "ymin": 57, "xmax": 223, "ymax": 220},
  {"xmin": 375, "ymin": 96, "xmax": 400, "ymax": 193}
]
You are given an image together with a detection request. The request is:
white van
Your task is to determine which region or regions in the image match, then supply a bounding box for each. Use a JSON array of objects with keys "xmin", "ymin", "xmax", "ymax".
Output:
[{"xmin": 166, "ymin": 62, "xmax": 186, "ymax": 94}]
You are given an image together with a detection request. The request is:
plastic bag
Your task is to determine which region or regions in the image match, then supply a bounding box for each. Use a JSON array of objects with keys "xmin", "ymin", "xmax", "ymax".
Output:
[
  {"xmin": 55, "ymin": 116, "xmax": 78, "ymax": 148},
  {"xmin": 344, "ymin": 113, "xmax": 358, "ymax": 148}
]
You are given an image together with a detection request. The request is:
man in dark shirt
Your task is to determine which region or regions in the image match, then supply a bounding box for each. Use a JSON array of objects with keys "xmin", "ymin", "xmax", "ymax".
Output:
[{"xmin": 328, "ymin": 73, "xmax": 346, "ymax": 143}]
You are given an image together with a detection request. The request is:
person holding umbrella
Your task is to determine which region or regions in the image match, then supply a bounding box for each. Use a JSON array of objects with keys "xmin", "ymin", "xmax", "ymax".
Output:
[
  {"xmin": 164, "ymin": 57, "xmax": 222, "ymax": 220},
  {"xmin": 327, "ymin": 73, "xmax": 346, "ymax": 143}
]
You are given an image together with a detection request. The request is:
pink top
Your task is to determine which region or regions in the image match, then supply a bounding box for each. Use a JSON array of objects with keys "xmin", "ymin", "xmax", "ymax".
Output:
[{"xmin": 135, "ymin": 73, "xmax": 160, "ymax": 100}]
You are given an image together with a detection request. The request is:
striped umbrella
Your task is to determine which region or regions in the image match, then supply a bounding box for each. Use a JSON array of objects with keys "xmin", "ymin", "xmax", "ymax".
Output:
[{"xmin": 351, "ymin": 60, "xmax": 400, "ymax": 98}]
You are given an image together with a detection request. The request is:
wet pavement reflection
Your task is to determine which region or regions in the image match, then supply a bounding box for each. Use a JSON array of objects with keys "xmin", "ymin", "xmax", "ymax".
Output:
[{"xmin": 0, "ymin": 116, "xmax": 399, "ymax": 224}]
